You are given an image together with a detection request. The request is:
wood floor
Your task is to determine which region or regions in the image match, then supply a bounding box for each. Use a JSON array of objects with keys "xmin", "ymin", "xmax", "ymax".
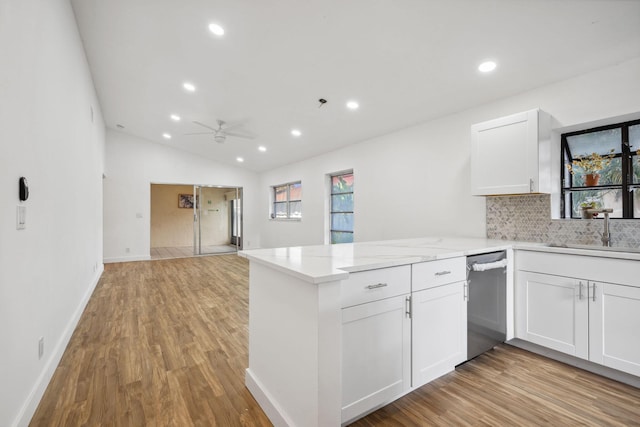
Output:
[
  {"xmin": 150, "ymin": 245, "xmax": 238, "ymax": 260},
  {"xmin": 31, "ymin": 256, "xmax": 640, "ymax": 426},
  {"xmin": 30, "ymin": 255, "xmax": 271, "ymax": 427}
]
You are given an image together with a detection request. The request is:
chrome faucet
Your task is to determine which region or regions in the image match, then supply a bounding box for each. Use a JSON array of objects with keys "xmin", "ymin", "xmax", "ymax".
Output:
[{"xmin": 586, "ymin": 208, "xmax": 613, "ymax": 247}]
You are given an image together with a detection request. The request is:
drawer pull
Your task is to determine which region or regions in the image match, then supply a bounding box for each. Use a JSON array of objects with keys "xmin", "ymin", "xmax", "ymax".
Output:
[
  {"xmin": 365, "ymin": 283, "xmax": 388, "ymax": 290},
  {"xmin": 434, "ymin": 270, "xmax": 451, "ymax": 276}
]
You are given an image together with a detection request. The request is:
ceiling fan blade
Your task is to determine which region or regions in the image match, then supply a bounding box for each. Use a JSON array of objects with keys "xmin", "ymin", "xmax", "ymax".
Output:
[
  {"xmin": 184, "ymin": 131, "xmax": 215, "ymax": 136},
  {"xmin": 222, "ymin": 121, "xmax": 245, "ymax": 131},
  {"xmin": 192, "ymin": 120, "xmax": 219, "ymax": 132},
  {"xmin": 225, "ymin": 130, "xmax": 256, "ymax": 139}
]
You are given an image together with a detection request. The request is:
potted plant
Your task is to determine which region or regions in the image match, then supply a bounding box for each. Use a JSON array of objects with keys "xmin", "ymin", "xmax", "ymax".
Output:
[
  {"xmin": 566, "ymin": 149, "xmax": 615, "ymax": 186},
  {"xmin": 579, "ymin": 200, "xmax": 601, "ymax": 219}
]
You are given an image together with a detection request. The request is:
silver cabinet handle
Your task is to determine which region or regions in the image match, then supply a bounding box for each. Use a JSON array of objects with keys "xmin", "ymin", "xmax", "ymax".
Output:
[
  {"xmin": 435, "ymin": 270, "xmax": 451, "ymax": 276},
  {"xmin": 464, "ymin": 281, "xmax": 469, "ymax": 302},
  {"xmin": 365, "ymin": 283, "xmax": 388, "ymax": 290},
  {"xmin": 530, "ymin": 178, "xmax": 534, "ymax": 192},
  {"xmin": 592, "ymin": 283, "xmax": 597, "ymax": 302},
  {"xmin": 578, "ymin": 281, "xmax": 584, "ymax": 300},
  {"xmin": 405, "ymin": 295, "xmax": 412, "ymax": 318}
]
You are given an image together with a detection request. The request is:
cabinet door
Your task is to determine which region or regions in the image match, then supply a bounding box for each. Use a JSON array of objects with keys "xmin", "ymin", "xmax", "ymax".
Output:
[
  {"xmin": 341, "ymin": 294, "xmax": 410, "ymax": 423},
  {"xmin": 471, "ymin": 109, "xmax": 540, "ymax": 195},
  {"xmin": 412, "ymin": 281, "xmax": 466, "ymax": 388},
  {"xmin": 516, "ymin": 271, "xmax": 588, "ymax": 359},
  {"xmin": 589, "ymin": 282, "xmax": 640, "ymax": 376}
]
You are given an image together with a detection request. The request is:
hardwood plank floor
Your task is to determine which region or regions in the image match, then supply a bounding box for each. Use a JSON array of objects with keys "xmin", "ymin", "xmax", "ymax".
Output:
[
  {"xmin": 30, "ymin": 255, "xmax": 271, "ymax": 427},
  {"xmin": 352, "ymin": 344, "xmax": 640, "ymax": 426},
  {"xmin": 31, "ymin": 256, "xmax": 640, "ymax": 426},
  {"xmin": 150, "ymin": 245, "xmax": 238, "ymax": 260}
]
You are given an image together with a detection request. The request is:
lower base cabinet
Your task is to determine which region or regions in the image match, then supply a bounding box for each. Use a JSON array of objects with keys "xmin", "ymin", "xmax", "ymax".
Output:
[
  {"xmin": 341, "ymin": 259, "xmax": 468, "ymax": 423},
  {"xmin": 516, "ymin": 251, "xmax": 640, "ymax": 378},
  {"xmin": 516, "ymin": 271, "xmax": 588, "ymax": 358},
  {"xmin": 590, "ymin": 282, "xmax": 640, "ymax": 377},
  {"xmin": 412, "ymin": 281, "xmax": 467, "ymax": 387},
  {"xmin": 341, "ymin": 294, "xmax": 411, "ymax": 423}
]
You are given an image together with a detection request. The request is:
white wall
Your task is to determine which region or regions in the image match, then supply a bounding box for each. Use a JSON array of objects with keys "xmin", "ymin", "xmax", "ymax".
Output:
[
  {"xmin": 103, "ymin": 130, "xmax": 260, "ymax": 262},
  {"xmin": 258, "ymin": 57, "xmax": 640, "ymax": 249},
  {"xmin": 0, "ymin": 1, "xmax": 105, "ymax": 426}
]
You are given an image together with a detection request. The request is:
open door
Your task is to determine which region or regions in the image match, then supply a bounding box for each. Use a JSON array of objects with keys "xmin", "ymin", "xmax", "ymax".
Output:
[
  {"xmin": 193, "ymin": 185, "xmax": 243, "ymax": 255},
  {"xmin": 230, "ymin": 188, "xmax": 242, "ymax": 248}
]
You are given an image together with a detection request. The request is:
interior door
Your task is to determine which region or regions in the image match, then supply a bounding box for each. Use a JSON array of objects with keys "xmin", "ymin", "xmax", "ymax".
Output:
[
  {"xmin": 193, "ymin": 185, "xmax": 243, "ymax": 255},
  {"xmin": 230, "ymin": 187, "xmax": 242, "ymax": 249}
]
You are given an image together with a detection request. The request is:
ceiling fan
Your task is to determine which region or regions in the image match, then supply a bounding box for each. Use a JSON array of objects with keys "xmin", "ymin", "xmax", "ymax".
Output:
[{"xmin": 185, "ymin": 119, "xmax": 254, "ymax": 143}]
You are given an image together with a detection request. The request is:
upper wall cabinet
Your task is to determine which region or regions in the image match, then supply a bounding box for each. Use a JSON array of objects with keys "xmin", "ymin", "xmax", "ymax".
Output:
[{"xmin": 471, "ymin": 109, "xmax": 551, "ymax": 196}]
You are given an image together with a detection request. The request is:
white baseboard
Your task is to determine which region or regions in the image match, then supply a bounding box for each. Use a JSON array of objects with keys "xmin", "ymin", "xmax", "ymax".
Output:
[
  {"xmin": 13, "ymin": 264, "xmax": 104, "ymax": 427},
  {"xmin": 104, "ymin": 254, "xmax": 151, "ymax": 263},
  {"xmin": 245, "ymin": 368, "xmax": 293, "ymax": 427}
]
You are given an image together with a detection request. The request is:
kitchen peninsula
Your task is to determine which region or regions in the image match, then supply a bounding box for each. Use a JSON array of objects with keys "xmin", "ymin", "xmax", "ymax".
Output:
[{"xmin": 239, "ymin": 237, "xmax": 516, "ymax": 427}]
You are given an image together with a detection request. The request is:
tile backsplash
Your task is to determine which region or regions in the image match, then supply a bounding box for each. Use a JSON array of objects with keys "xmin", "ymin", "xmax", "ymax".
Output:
[{"xmin": 486, "ymin": 194, "xmax": 640, "ymax": 248}]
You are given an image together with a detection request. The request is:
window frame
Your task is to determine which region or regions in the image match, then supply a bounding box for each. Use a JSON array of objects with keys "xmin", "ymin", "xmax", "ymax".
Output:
[
  {"xmin": 329, "ymin": 171, "xmax": 354, "ymax": 244},
  {"xmin": 271, "ymin": 181, "xmax": 302, "ymax": 220},
  {"xmin": 561, "ymin": 118, "xmax": 640, "ymax": 219}
]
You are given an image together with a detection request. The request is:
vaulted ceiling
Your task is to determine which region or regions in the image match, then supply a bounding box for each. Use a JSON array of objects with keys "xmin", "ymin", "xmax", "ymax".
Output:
[{"xmin": 71, "ymin": 0, "xmax": 640, "ymax": 171}]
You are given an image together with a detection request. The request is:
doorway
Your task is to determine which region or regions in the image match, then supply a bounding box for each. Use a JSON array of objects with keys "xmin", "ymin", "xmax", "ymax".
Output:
[
  {"xmin": 193, "ymin": 185, "xmax": 243, "ymax": 255},
  {"xmin": 150, "ymin": 184, "xmax": 243, "ymax": 260}
]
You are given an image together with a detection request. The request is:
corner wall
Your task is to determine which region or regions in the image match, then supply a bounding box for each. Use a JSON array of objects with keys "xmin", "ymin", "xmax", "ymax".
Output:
[
  {"xmin": 258, "ymin": 57, "xmax": 640, "ymax": 249},
  {"xmin": 0, "ymin": 1, "xmax": 106, "ymax": 425}
]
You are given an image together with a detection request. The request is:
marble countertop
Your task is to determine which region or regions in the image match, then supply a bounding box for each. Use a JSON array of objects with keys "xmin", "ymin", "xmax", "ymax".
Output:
[
  {"xmin": 238, "ymin": 237, "xmax": 515, "ymax": 283},
  {"xmin": 515, "ymin": 241, "xmax": 640, "ymax": 261}
]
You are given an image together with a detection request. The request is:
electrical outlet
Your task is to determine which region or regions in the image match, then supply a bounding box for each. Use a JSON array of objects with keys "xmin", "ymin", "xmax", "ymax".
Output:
[{"xmin": 38, "ymin": 337, "xmax": 44, "ymax": 359}]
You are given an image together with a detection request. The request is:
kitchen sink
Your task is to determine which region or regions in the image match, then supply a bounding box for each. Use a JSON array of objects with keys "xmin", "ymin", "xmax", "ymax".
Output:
[{"xmin": 545, "ymin": 242, "xmax": 640, "ymax": 254}]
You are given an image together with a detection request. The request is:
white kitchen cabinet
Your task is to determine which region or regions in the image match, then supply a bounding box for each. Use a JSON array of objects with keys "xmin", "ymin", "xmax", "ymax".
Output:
[
  {"xmin": 411, "ymin": 281, "xmax": 467, "ymax": 387},
  {"xmin": 340, "ymin": 266, "xmax": 411, "ymax": 424},
  {"xmin": 515, "ymin": 271, "xmax": 588, "ymax": 359},
  {"xmin": 590, "ymin": 281, "xmax": 640, "ymax": 377},
  {"xmin": 471, "ymin": 109, "xmax": 550, "ymax": 195},
  {"xmin": 516, "ymin": 250, "xmax": 640, "ymax": 377},
  {"xmin": 341, "ymin": 294, "xmax": 411, "ymax": 424}
]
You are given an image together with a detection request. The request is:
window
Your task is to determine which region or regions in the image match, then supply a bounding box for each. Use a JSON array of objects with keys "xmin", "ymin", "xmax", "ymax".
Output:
[
  {"xmin": 561, "ymin": 119, "xmax": 640, "ymax": 219},
  {"xmin": 272, "ymin": 181, "xmax": 302, "ymax": 219},
  {"xmin": 330, "ymin": 172, "xmax": 354, "ymax": 243}
]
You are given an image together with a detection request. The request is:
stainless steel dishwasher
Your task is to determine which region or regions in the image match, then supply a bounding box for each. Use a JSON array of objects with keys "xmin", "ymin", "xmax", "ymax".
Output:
[{"xmin": 465, "ymin": 251, "xmax": 507, "ymax": 360}]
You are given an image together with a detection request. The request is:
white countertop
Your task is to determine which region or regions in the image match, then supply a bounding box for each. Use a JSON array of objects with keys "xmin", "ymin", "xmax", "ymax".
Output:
[
  {"xmin": 239, "ymin": 237, "xmax": 515, "ymax": 283},
  {"xmin": 515, "ymin": 242, "xmax": 640, "ymax": 261}
]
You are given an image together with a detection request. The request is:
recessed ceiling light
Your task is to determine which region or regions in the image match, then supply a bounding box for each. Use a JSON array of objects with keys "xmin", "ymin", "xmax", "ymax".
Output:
[
  {"xmin": 162, "ymin": 133, "xmax": 172, "ymax": 139},
  {"xmin": 236, "ymin": 157, "xmax": 244, "ymax": 162},
  {"xmin": 183, "ymin": 82, "xmax": 196, "ymax": 92},
  {"xmin": 170, "ymin": 114, "xmax": 181, "ymax": 121},
  {"xmin": 258, "ymin": 146, "xmax": 267, "ymax": 152},
  {"xmin": 208, "ymin": 23, "xmax": 225, "ymax": 36},
  {"xmin": 478, "ymin": 61, "xmax": 497, "ymax": 73},
  {"xmin": 346, "ymin": 100, "xmax": 359, "ymax": 110},
  {"xmin": 291, "ymin": 129, "xmax": 302, "ymax": 137}
]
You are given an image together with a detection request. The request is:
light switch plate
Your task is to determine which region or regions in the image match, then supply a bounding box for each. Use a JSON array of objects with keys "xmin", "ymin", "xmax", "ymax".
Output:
[{"xmin": 16, "ymin": 205, "xmax": 26, "ymax": 230}]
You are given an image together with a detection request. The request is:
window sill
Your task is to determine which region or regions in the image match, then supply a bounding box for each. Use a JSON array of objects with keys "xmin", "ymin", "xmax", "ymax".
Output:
[{"xmin": 269, "ymin": 218, "xmax": 302, "ymax": 222}]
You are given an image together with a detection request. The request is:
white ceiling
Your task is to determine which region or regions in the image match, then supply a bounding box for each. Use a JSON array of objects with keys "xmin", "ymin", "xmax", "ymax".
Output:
[{"xmin": 70, "ymin": 0, "xmax": 640, "ymax": 172}]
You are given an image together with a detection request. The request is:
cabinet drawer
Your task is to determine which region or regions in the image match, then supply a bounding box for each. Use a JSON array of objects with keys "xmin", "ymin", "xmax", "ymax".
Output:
[
  {"xmin": 412, "ymin": 257, "xmax": 466, "ymax": 292},
  {"xmin": 341, "ymin": 265, "xmax": 411, "ymax": 308}
]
